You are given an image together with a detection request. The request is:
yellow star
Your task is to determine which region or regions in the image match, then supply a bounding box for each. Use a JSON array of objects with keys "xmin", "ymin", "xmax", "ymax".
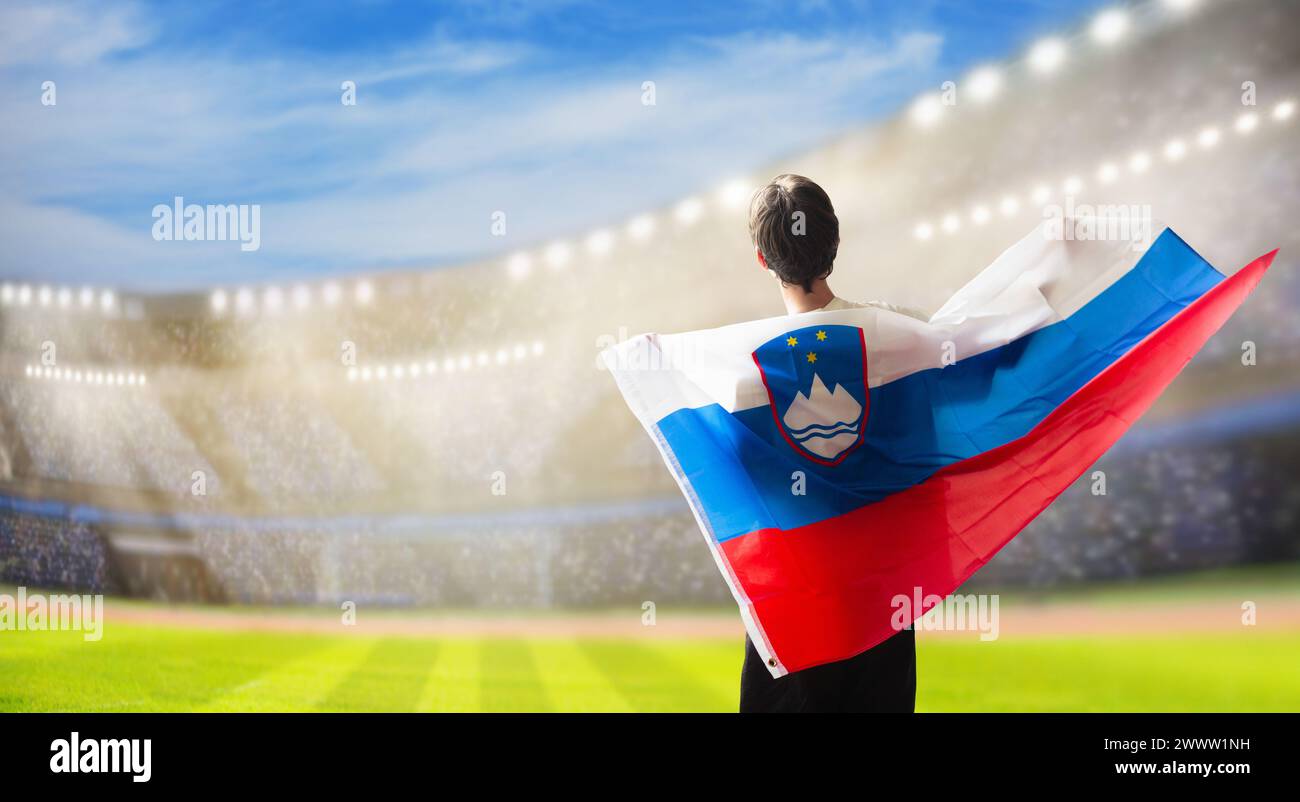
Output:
[
  {"xmin": 786, "ymin": 335, "xmax": 798, "ymax": 347},
  {"xmin": 806, "ymin": 352, "xmax": 817, "ymax": 364},
  {"xmin": 816, "ymin": 330, "xmax": 828, "ymax": 342}
]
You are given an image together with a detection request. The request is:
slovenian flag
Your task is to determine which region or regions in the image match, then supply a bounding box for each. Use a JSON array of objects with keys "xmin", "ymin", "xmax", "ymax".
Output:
[{"xmin": 602, "ymin": 220, "xmax": 1275, "ymax": 676}]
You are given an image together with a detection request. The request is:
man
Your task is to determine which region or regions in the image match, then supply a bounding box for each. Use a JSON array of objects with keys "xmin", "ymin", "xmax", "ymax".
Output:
[{"xmin": 740, "ymin": 173, "xmax": 923, "ymax": 713}]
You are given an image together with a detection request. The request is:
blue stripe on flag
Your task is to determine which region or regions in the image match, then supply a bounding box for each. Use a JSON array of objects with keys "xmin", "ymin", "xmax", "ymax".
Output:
[{"xmin": 656, "ymin": 228, "xmax": 1222, "ymax": 542}]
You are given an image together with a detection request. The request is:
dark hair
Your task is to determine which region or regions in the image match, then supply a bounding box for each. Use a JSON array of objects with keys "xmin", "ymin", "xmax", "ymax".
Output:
[{"xmin": 748, "ymin": 174, "xmax": 839, "ymax": 293}]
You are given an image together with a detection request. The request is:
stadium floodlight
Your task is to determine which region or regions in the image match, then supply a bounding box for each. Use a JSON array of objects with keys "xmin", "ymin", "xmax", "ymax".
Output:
[
  {"xmin": 1062, "ymin": 175, "xmax": 1083, "ymax": 195},
  {"xmin": 716, "ymin": 179, "xmax": 751, "ymax": 210},
  {"xmin": 1028, "ymin": 38, "xmax": 1067, "ymax": 73},
  {"xmin": 674, "ymin": 197, "xmax": 704, "ymax": 226},
  {"xmin": 424, "ymin": 360, "xmax": 437, "ymax": 374},
  {"xmin": 99, "ymin": 290, "xmax": 115, "ymax": 313},
  {"xmin": 322, "ymin": 281, "xmax": 342, "ymax": 306},
  {"xmin": 458, "ymin": 355, "xmax": 472, "ymax": 370},
  {"xmin": 18, "ymin": 285, "xmax": 32, "ymax": 306},
  {"xmin": 408, "ymin": 362, "xmax": 421, "ymax": 378},
  {"xmin": 128, "ymin": 373, "xmax": 136, "ymax": 385},
  {"xmin": 507, "ymin": 252, "xmax": 532, "ymax": 280},
  {"xmin": 210, "ymin": 289, "xmax": 228, "ymax": 314},
  {"xmin": 1274, "ymin": 100, "xmax": 1296, "ymax": 121},
  {"xmin": 360, "ymin": 367, "xmax": 372, "ymax": 382},
  {"xmin": 532, "ymin": 340, "xmax": 545, "ymax": 356},
  {"xmin": 1163, "ymin": 139, "xmax": 1187, "ymax": 161},
  {"xmin": 24, "ymin": 365, "xmax": 32, "ymax": 377},
  {"xmin": 999, "ymin": 196, "xmax": 1020, "ymax": 216},
  {"xmin": 354, "ymin": 280, "xmax": 374, "ymax": 305},
  {"xmin": 971, "ymin": 205, "xmax": 991, "ymax": 225},
  {"xmin": 1091, "ymin": 9, "xmax": 1129, "ymax": 45},
  {"xmin": 1098, "ymin": 163, "xmax": 1119, "ymax": 183},
  {"xmin": 75, "ymin": 371, "xmax": 83, "ymax": 382},
  {"xmin": 57, "ymin": 288, "xmax": 71, "ymax": 308},
  {"xmin": 496, "ymin": 349, "xmax": 509, "ymax": 365},
  {"xmin": 291, "ymin": 284, "xmax": 311, "ymax": 310},
  {"xmin": 913, "ymin": 222, "xmax": 934, "ymax": 241},
  {"xmin": 585, "ymin": 229, "xmax": 614, "ymax": 257},
  {"xmin": 1129, "ymin": 151, "xmax": 1151, "ymax": 173},
  {"xmin": 38, "ymin": 286, "xmax": 52, "ymax": 306},
  {"xmin": 544, "ymin": 241, "xmax": 572, "ymax": 269},
  {"xmin": 513, "ymin": 343, "xmax": 527, "ymax": 361},
  {"xmin": 1031, "ymin": 185, "xmax": 1051, "ymax": 204},
  {"xmin": 0, "ymin": 284, "xmax": 12, "ymax": 305},
  {"xmin": 965, "ymin": 66, "xmax": 1003, "ymax": 102},
  {"xmin": 626, "ymin": 214, "xmax": 656, "ymax": 241},
  {"xmin": 909, "ymin": 94, "xmax": 944, "ymax": 127},
  {"xmin": 139, "ymin": 374, "xmax": 147, "ymax": 386},
  {"xmin": 79, "ymin": 287, "xmax": 94, "ymax": 309},
  {"xmin": 476, "ymin": 352, "xmax": 489, "ymax": 367},
  {"xmin": 443, "ymin": 358, "xmax": 456, "ymax": 373},
  {"xmin": 1234, "ymin": 112, "xmax": 1258, "ymax": 134},
  {"xmin": 46, "ymin": 367, "xmax": 54, "ymax": 379},
  {"xmin": 53, "ymin": 368, "xmax": 63, "ymax": 381},
  {"xmin": 1161, "ymin": 0, "xmax": 1198, "ymax": 11},
  {"xmin": 941, "ymin": 213, "xmax": 961, "ymax": 233},
  {"xmin": 376, "ymin": 365, "xmax": 388, "ymax": 381},
  {"xmin": 1197, "ymin": 127, "xmax": 1221, "ymax": 148},
  {"xmin": 262, "ymin": 286, "xmax": 284, "ymax": 314},
  {"xmin": 235, "ymin": 288, "xmax": 255, "ymax": 316},
  {"xmin": 393, "ymin": 364, "xmax": 405, "ymax": 380}
]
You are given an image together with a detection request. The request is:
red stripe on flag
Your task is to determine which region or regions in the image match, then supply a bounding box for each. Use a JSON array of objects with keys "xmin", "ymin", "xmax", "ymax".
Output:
[{"xmin": 723, "ymin": 251, "xmax": 1277, "ymax": 675}]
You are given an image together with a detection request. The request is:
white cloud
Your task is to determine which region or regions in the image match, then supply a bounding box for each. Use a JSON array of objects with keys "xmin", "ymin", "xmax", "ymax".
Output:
[
  {"xmin": 0, "ymin": 0, "xmax": 943, "ymax": 289},
  {"xmin": 0, "ymin": 1, "xmax": 154, "ymax": 67}
]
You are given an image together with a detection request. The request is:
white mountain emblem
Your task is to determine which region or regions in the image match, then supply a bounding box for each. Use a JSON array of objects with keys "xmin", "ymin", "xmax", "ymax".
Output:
[{"xmin": 780, "ymin": 373, "xmax": 863, "ymax": 460}]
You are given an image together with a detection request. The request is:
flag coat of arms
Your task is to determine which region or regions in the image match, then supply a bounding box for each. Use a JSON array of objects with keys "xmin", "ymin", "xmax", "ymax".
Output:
[{"xmin": 602, "ymin": 220, "xmax": 1275, "ymax": 676}]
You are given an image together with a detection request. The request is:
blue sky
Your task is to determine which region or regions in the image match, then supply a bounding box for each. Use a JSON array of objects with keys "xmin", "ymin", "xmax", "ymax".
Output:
[{"xmin": 0, "ymin": 0, "xmax": 1108, "ymax": 290}]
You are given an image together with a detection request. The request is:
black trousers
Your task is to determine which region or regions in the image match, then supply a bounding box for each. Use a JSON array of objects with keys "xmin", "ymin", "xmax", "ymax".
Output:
[{"xmin": 739, "ymin": 627, "xmax": 916, "ymax": 713}]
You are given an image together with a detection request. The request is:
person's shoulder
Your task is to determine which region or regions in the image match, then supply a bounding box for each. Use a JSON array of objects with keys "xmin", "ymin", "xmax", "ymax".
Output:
[
  {"xmin": 820, "ymin": 297, "xmax": 866, "ymax": 311},
  {"xmin": 824, "ymin": 297, "xmax": 927, "ymax": 321}
]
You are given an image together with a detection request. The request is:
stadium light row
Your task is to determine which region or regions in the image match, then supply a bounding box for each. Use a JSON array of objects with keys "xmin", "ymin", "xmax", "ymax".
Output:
[
  {"xmin": 209, "ymin": 279, "xmax": 377, "ymax": 317},
  {"xmin": 911, "ymin": 101, "xmax": 1296, "ymax": 242},
  {"xmin": 0, "ymin": 284, "xmax": 117, "ymax": 314},
  {"xmin": 345, "ymin": 340, "xmax": 546, "ymax": 383},
  {"xmin": 23, "ymin": 364, "xmax": 147, "ymax": 387},
  {"xmin": 909, "ymin": 0, "xmax": 1206, "ymax": 128},
  {"xmin": 501, "ymin": 184, "xmax": 749, "ymax": 282}
]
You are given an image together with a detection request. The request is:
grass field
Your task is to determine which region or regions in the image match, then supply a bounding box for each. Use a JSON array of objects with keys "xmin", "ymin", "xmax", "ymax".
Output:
[{"xmin": 4, "ymin": 565, "xmax": 1299, "ymax": 712}]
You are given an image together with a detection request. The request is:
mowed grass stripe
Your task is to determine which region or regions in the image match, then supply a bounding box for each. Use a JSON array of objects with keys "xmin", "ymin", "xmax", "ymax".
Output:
[
  {"xmin": 416, "ymin": 638, "xmax": 480, "ymax": 712},
  {"xmin": 316, "ymin": 637, "xmax": 442, "ymax": 712},
  {"xmin": 0, "ymin": 624, "xmax": 328, "ymax": 712},
  {"xmin": 528, "ymin": 639, "xmax": 635, "ymax": 713},
  {"xmin": 198, "ymin": 637, "xmax": 377, "ymax": 712},
  {"xmin": 480, "ymin": 639, "xmax": 551, "ymax": 712},
  {"xmin": 577, "ymin": 639, "xmax": 734, "ymax": 712}
]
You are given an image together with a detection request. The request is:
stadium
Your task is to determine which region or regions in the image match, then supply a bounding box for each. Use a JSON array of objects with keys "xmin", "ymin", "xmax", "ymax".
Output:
[{"xmin": 3, "ymin": 0, "xmax": 1300, "ymax": 712}]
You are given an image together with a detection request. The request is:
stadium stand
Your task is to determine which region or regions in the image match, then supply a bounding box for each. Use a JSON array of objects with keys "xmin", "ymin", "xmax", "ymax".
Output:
[{"xmin": 1, "ymin": 0, "xmax": 1298, "ymax": 606}]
